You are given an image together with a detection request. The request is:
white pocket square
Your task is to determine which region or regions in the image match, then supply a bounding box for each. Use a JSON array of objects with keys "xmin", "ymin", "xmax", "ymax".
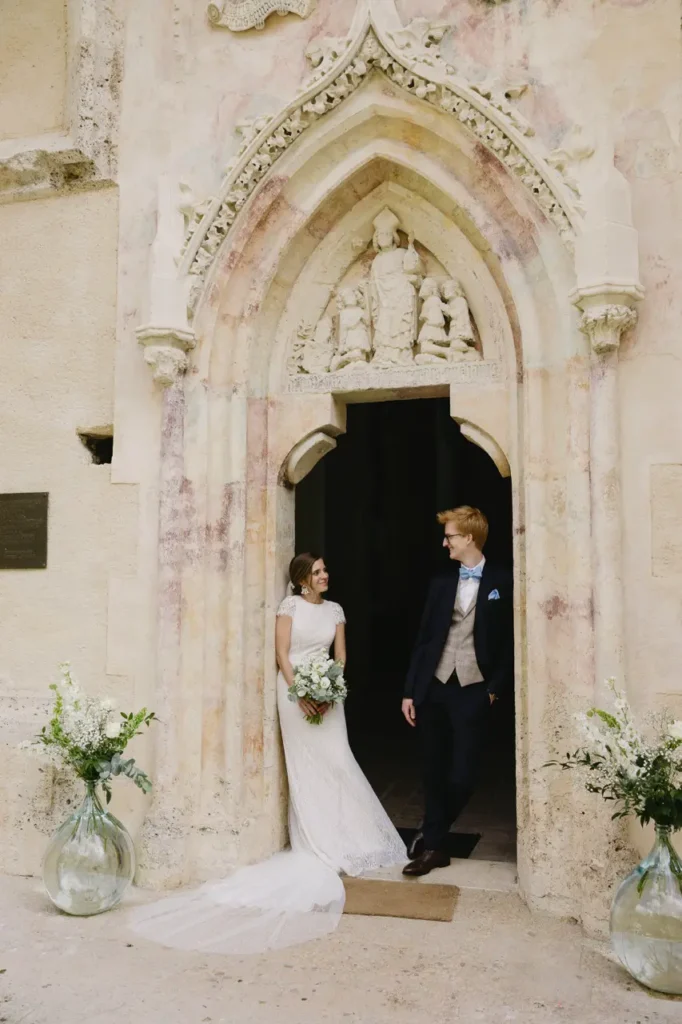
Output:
[{"xmin": 488, "ymin": 589, "xmax": 500, "ymax": 600}]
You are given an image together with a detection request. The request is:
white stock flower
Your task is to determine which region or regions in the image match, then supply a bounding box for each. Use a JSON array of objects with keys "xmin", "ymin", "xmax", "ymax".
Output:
[{"xmin": 104, "ymin": 720, "xmax": 121, "ymax": 739}]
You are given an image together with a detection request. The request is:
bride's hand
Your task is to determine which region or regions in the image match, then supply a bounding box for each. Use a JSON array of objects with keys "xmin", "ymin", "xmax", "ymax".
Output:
[{"xmin": 299, "ymin": 699, "xmax": 319, "ymax": 717}]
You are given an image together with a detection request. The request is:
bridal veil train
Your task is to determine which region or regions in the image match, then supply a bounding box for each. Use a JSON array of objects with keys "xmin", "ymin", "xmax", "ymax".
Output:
[{"xmin": 129, "ymin": 591, "xmax": 406, "ymax": 954}]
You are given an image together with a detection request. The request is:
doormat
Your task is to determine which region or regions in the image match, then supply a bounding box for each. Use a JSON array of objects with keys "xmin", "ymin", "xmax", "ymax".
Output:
[
  {"xmin": 343, "ymin": 877, "xmax": 459, "ymax": 922},
  {"xmin": 397, "ymin": 828, "xmax": 481, "ymax": 860}
]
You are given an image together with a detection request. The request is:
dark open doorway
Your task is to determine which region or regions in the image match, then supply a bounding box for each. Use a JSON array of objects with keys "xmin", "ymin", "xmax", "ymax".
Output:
[{"xmin": 295, "ymin": 397, "xmax": 516, "ymax": 862}]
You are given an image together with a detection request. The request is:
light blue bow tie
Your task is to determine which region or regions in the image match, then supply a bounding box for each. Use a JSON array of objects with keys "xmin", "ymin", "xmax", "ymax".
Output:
[{"xmin": 459, "ymin": 564, "xmax": 483, "ymax": 581}]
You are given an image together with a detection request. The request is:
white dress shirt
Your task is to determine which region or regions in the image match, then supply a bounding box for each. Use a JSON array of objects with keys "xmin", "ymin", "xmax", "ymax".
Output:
[{"xmin": 457, "ymin": 556, "xmax": 486, "ymax": 614}]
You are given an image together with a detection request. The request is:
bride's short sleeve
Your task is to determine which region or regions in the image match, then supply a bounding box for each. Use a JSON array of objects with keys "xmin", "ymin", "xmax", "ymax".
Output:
[
  {"xmin": 277, "ymin": 596, "xmax": 297, "ymax": 618},
  {"xmin": 331, "ymin": 602, "xmax": 346, "ymax": 625}
]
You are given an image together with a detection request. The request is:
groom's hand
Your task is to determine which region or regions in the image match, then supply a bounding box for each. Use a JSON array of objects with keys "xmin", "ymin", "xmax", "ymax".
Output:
[{"xmin": 401, "ymin": 698, "xmax": 416, "ymax": 727}]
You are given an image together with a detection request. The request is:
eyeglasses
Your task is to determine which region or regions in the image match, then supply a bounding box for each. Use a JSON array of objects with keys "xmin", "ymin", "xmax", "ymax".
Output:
[{"xmin": 445, "ymin": 533, "xmax": 464, "ymax": 543}]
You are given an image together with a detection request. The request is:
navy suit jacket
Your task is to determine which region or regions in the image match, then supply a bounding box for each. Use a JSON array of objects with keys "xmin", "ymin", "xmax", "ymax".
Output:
[{"xmin": 404, "ymin": 561, "xmax": 514, "ymax": 706}]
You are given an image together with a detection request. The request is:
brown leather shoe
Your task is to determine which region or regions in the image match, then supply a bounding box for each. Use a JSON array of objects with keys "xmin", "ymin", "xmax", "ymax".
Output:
[{"xmin": 402, "ymin": 849, "xmax": 451, "ymax": 876}]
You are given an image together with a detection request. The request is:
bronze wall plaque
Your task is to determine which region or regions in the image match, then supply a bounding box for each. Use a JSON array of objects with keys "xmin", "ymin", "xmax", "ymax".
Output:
[{"xmin": 0, "ymin": 492, "xmax": 49, "ymax": 569}]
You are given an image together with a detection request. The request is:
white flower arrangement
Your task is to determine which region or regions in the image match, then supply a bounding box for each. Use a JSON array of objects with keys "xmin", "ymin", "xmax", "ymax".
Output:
[
  {"xmin": 548, "ymin": 679, "xmax": 682, "ymax": 834},
  {"xmin": 19, "ymin": 663, "xmax": 156, "ymax": 801},
  {"xmin": 287, "ymin": 652, "xmax": 347, "ymax": 724}
]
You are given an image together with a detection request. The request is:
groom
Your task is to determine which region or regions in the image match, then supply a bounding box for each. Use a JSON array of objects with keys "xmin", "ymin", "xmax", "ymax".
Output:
[{"xmin": 401, "ymin": 506, "xmax": 513, "ymax": 876}]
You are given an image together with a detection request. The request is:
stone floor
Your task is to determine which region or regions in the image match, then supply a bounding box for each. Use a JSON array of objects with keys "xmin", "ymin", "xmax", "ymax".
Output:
[{"xmin": 1, "ymin": 874, "xmax": 680, "ymax": 1024}]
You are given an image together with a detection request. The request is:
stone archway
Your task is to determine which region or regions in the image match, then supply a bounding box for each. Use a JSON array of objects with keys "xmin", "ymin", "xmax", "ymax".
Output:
[{"xmin": 135, "ymin": 1, "xmax": 643, "ymax": 934}]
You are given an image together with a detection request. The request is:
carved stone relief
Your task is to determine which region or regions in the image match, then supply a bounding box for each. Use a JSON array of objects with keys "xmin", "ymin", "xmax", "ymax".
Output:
[
  {"xmin": 289, "ymin": 208, "xmax": 481, "ymax": 377},
  {"xmin": 181, "ymin": 8, "xmax": 581, "ymax": 314},
  {"xmin": 207, "ymin": 1, "xmax": 315, "ymax": 32}
]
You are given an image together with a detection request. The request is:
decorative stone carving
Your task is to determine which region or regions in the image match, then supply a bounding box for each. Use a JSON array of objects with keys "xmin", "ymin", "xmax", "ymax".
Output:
[
  {"xmin": 234, "ymin": 115, "xmax": 275, "ymax": 157},
  {"xmin": 177, "ymin": 182, "xmax": 214, "ymax": 258},
  {"xmin": 387, "ymin": 18, "xmax": 452, "ymax": 72},
  {"xmin": 548, "ymin": 126, "xmax": 595, "ymax": 200},
  {"xmin": 290, "ymin": 210, "xmax": 481, "ymax": 375},
  {"xmin": 292, "ymin": 317, "xmax": 336, "ymax": 375},
  {"xmin": 207, "ymin": 1, "xmax": 315, "ymax": 32},
  {"xmin": 579, "ymin": 304, "xmax": 638, "ymax": 355},
  {"xmin": 137, "ymin": 327, "xmax": 197, "ymax": 387},
  {"xmin": 470, "ymin": 78, "xmax": 534, "ymax": 138},
  {"xmin": 370, "ymin": 210, "xmax": 423, "ymax": 367},
  {"xmin": 330, "ymin": 287, "xmax": 371, "ymax": 372},
  {"xmin": 180, "ymin": 8, "xmax": 581, "ymax": 313},
  {"xmin": 442, "ymin": 278, "xmax": 479, "ymax": 360},
  {"xmin": 303, "ymin": 37, "xmax": 352, "ymax": 87},
  {"xmin": 415, "ymin": 278, "xmax": 448, "ymax": 364},
  {"xmin": 549, "ymin": 126, "xmax": 595, "ymax": 172}
]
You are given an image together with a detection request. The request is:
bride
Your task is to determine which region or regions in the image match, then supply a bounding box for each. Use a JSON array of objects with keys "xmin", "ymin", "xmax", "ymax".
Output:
[{"xmin": 129, "ymin": 553, "xmax": 406, "ymax": 954}]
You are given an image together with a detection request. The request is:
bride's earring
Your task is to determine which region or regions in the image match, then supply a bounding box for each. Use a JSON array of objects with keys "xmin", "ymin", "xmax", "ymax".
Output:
[{"xmin": 301, "ymin": 585, "xmax": 310, "ymax": 596}]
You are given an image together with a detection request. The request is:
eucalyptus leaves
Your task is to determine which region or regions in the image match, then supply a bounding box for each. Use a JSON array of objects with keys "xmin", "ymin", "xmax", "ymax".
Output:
[{"xmin": 20, "ymin": 663, "xmax": 155, "ymax": 802}]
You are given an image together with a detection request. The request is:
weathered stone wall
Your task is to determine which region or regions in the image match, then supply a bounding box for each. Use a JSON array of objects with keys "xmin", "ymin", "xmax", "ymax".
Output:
[
  {"xmin": 0, "ymin": 0, "xmax": 680, "ymax": 935},
  {"xmin": 0, "ymin": 0, "xmax": 67, "ymax": 140}
]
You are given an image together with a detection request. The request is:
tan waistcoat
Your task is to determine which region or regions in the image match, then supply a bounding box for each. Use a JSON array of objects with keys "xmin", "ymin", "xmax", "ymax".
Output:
[{"xmin": 434, "ymin": 593, "xmax": 484, "ymax": 686}]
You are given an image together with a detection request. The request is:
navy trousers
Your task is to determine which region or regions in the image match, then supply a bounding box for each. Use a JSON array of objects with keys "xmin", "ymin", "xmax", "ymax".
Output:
[{"xmin": 419, "ymin": 675, "xmax": 490, "ymax": 851}]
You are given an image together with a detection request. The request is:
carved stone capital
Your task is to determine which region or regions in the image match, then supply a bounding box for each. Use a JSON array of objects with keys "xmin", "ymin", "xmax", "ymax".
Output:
[
  {"xmin": 207, "ymin": 1, "xmax": 315, "ymax": 31},
  {"xmin": 137, "ymin": 326, "xmax": 197, "ymax": 387},
  {"xmin": 578, "ymin": 304, "xmax": 638, "ymax": 355}
]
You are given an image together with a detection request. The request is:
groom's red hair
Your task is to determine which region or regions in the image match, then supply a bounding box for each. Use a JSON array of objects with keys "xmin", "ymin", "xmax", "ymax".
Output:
[{"xmin": 437, "ymin": 506, "xmax": 489, "ymax": 550}]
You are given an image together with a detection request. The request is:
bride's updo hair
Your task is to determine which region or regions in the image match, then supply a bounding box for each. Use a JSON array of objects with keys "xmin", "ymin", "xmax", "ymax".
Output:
[{"xmin": 289, "ymin": 552, "xmax": 322, "ymax": 595}]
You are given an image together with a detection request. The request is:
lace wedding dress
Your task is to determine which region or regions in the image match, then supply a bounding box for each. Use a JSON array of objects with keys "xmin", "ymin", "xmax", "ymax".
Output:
[{"xmin": 129, "ymin": 595, "xmax": 406, "ymax": 954}]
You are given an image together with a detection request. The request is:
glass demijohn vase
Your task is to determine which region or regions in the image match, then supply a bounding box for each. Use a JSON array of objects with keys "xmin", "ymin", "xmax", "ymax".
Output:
[
  {"xmin": 43, "ymin": 782, "xmax": 136, "ymax": 916},
  {"xmin": 610, "ymin": 825, "xmax": 682, "ymax": 995}
]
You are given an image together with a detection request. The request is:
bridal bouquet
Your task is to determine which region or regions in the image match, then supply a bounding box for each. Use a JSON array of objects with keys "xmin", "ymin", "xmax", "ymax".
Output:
[
  {"xmin": 547, "ymin": 679, "xmax": 682, "ymax": 832},
  {"xmin": 288, "ymin": 653, "xmax": 347, "ymax": 724},
  {"xmin": 20, "ymin": 662, "xmax": 156, "ymax": 802}
]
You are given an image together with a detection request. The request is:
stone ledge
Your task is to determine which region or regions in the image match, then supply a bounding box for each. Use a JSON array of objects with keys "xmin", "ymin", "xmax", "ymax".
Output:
[
  {"xmin": 286, "ymin": 360, "xmax": 503, "ymax": 397},
  {"xmin": 0, "ymin": 134, "xmax": 113, "ymax": 203}
]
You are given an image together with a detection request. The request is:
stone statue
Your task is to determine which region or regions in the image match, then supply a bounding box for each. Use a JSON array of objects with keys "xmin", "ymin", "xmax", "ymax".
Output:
[
  {"xmin": 369, "ymin": 209, "xmax": 423, "ymax": 367},
  {"xmin": 441, "ymin": 278, "xmax": 479, "ymax": 361},
  {"xmin": 415, "ymin": 278, "xmax": 449, "ymax": 364},
  {"xmin": 330, "ymin": 286, "xmax": 371, "ymax": 372}
]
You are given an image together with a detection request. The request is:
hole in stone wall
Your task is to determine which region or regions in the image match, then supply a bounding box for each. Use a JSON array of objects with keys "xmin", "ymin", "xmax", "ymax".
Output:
[{"xmin": 77, "ymin": 427, "xmax": 113, "ymax": 465}]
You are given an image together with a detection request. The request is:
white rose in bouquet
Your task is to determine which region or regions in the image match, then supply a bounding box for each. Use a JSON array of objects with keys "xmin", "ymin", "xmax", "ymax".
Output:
[{"xmin": 287, "ymin": 652, "xmax": 348, "ymax": 724}]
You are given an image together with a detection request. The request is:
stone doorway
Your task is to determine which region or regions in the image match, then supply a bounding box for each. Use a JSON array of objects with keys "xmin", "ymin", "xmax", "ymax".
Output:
[{"xmin": 295, "ymin": 396, "xmax": 516, "ymax": 863}]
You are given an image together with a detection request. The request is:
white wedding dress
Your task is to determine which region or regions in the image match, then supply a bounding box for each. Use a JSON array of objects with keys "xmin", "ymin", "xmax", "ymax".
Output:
[{"xmin": 129, "ymin": 595, "xmax": 406, "ymax": 954}]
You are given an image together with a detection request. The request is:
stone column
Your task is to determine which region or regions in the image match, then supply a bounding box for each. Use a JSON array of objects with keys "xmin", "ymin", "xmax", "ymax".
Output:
[
  {"xmin": 579, "ymin": 303, "xmax": 637, "ymax": 698},
  {"xmin": 135, "ymin": 331, "xmax": 196, "ymax": 886},
  {"xmin": 572, "ymin": 299, "xmax": 639, "ymax": 936},
  {"xmin": 570, "ymin": 163, "xmax": 643, "ymax": 700},
  {"xmin": 568, "ymin": 161, "xmax": 643, "ymax": 934}
]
